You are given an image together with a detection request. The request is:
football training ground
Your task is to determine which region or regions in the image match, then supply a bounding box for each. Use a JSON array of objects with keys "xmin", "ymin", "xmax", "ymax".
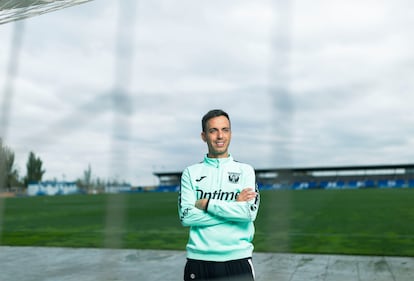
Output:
[{"xmin": 1, "ymin": 188, "xmax": 413, "ymax": 257}]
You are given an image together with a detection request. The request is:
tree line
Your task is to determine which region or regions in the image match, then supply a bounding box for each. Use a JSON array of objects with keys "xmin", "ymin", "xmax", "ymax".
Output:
[
  {"xmin": 0, "ymin": 138, "xmax": 45, "ymax": 190},
  {"xmin": 0, "ymin": 138, "xmax": 131, "ymax": 192}
]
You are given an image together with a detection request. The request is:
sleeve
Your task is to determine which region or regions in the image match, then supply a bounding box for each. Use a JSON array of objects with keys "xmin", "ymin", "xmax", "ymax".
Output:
[
  {"xmin": 178, "ymin": 167, "xmax": 227, "ymax": 227},
  {"xmin": 206, "ymin": 165, "xmax": 260, "ymax": 222}
]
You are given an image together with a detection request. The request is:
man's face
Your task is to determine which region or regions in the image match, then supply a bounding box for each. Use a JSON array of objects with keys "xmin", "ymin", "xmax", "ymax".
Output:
[{"xmin": 201, "ymin": 115, "xmax": 231, "ymax": 158}]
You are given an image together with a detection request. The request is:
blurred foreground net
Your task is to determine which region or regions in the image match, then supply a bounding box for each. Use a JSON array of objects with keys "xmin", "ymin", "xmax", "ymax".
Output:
[{"xmin": 0, "ymin": 0, "xmax": 93, "ymax": 25}]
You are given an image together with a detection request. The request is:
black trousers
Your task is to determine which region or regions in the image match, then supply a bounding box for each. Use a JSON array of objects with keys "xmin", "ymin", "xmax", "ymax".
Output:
[{"xmin": 184, "ymin": 258, "xmax": 255, "ymax": 281}]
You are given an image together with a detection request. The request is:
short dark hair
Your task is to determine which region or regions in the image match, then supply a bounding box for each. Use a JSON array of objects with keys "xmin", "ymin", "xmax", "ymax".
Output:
[{"xmin": 201, "ymin": 109, "xmax": 230, "ymax": 132}]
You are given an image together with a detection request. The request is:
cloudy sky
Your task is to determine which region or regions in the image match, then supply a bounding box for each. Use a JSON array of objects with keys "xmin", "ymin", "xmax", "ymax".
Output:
[{"xmin": 1, "ymin": 0, "xmax": 414, "ymax": 186}]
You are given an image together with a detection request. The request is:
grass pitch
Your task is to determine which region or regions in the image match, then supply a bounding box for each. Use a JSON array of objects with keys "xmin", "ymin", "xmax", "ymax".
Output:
[{"xmin": 1, "ymin": 188, "xmax": 413, "ymax": 256}]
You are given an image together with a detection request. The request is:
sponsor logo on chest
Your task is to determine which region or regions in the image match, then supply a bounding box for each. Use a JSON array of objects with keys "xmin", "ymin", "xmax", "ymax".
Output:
[{"xmin": 194, "ymin": 171, "xmax": 242, "ymax": 201}]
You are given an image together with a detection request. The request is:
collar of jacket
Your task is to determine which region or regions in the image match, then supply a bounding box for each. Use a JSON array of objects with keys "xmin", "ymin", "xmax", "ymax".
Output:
[{"xmin": 203, "ymin": 154, "xmax": 233, "ymax": 168}]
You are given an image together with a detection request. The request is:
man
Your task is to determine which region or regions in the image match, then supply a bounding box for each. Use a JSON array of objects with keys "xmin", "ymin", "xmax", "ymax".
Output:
[{"xmin": 178, "ymin": 109, "xmax": 260, "ymax": 280}]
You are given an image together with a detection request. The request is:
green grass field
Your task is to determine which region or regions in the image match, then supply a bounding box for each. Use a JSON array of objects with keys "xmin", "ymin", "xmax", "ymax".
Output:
[{"xmin": 1, "ymin": 188, "xmax": 413, "ymax": 256}]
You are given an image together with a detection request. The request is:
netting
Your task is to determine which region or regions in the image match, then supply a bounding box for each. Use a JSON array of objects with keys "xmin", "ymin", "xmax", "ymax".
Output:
[
  {"xmin": 1, "ymin": 3, "xmax": 414, "ymax": 277},
  {"xmin": 0, "ymin": 0, "xmax": 93, "ymax": 25}
]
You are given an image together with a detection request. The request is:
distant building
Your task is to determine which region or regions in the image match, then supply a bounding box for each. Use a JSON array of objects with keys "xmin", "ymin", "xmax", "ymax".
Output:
[
  {"xmin": 27, "ymin": 181, "xmax": 79, "ymax": 196},
  {"xmin": 154, "ymin": 163, "xmax": 414, "ymax": 191}
]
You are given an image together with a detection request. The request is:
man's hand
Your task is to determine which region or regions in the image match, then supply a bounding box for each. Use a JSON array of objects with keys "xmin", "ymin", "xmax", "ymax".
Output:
[
  {"xmin": 195, "ymin": 199, "xmax": 208, "ymax": 210},
  {"xmin": 236, "ymin": 188, "xmax": 257, "ymax": 202}
]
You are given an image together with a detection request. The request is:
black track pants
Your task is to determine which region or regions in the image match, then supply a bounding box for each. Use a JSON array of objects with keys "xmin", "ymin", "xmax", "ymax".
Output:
[{"xmin": 184, "ymin": 258, "xmax": 255, "ymax": 281}]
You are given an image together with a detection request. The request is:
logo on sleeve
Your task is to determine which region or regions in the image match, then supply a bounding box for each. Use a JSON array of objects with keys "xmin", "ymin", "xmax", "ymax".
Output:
[{"xmin": 228, "ymin": 172, "xmax": 240, "ymax": 184}]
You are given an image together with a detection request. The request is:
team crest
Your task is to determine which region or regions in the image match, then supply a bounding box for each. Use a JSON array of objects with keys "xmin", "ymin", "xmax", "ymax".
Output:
[{"xmin": 228, "ymin": 172, "xmax": 240, "ymax": 184}]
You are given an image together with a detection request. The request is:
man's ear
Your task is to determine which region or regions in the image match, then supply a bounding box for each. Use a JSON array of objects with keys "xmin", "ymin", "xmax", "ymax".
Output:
[{"xmin": 201, "ymin": 132, "xmax": 207, "ymax": 142}]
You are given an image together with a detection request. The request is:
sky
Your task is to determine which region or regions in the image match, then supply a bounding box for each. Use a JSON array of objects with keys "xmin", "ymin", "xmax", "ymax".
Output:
[{"xmin": 1, "ymin": 0, "xmax": 414, "ymax": 186}]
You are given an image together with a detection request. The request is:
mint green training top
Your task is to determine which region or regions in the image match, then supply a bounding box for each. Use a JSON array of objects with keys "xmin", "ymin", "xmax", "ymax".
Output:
[{"xmin": 178, "ymin": 154, "xmax": 260, "ymax": 262}]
